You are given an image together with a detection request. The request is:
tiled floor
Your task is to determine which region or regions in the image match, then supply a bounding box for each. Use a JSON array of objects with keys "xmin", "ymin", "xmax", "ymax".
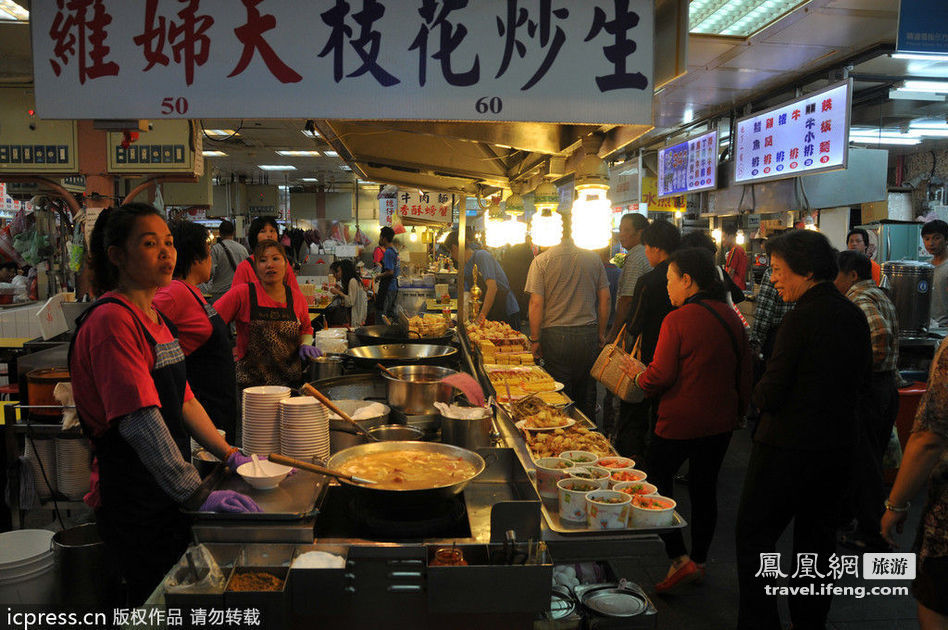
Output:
[{"xmin": 610, "ymin": 427, "xmax": 925, "ymax": 630}]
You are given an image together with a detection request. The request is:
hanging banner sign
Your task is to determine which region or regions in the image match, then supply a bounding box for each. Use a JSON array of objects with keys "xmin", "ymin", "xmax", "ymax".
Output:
[
  {"xmin": 379, "ymin": 197, "xmax": 397, "ymax": 228},
  {"xmin": 397, "ymin": 191, "xmax": 452, "ymax": 224},
  {"xmin": 30, "ymin": 0, "xmax": 653, "ymax": 124},
  {"xmin": 640, "ymin": 176, "xmax": 684, "ymax": 212},
  {"xmin": 734, "ymin": 80, "xmax": 851, "ymax": 185},
  {"xmin": 897, "ymin": 0, "xmax": 948, "ymax": 55}
]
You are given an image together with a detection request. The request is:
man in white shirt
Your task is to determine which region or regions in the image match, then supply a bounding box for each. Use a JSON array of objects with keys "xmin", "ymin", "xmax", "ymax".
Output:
[{"xmin": 203, "ymin": 220, "xmax": 249, "ymax": 303}]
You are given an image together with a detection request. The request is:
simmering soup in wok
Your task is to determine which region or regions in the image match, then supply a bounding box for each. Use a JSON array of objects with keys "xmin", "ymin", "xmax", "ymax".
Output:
[{"xmin": 337, "ymin": 450, "xmax": 478, "ymax": 490}]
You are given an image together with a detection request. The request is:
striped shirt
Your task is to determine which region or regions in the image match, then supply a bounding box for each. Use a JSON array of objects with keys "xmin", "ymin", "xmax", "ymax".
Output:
[
  {"xmin": 845, "ymin": 280, "xmax": 899, "ymax": 373},
  {"xmin": 750, "ymin": 267, "xmax": 795, "ymax": 347}
]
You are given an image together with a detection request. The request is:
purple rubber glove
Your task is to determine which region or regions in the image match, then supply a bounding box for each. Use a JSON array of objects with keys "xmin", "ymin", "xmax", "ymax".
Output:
[
  {"xmin": 226, "ymin": 449, "xmax": 266, "ymax": 470},
  {"xmin": 298, "ymin": 345, "xmax": 322, "ymax": 361},
  {"xmin": 200, "ymin": 490, "xmax": 263, "ymax": 513}
]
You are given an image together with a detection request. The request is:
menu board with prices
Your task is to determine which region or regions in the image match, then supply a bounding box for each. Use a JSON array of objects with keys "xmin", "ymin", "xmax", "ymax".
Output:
[
  {"xmin": 657, "ymin": 129, "xmax": 718, "ymax": 198},
  {"xmin": 397, "ymin": 191, "xmax": 453, "ymax": 224},
  {"xmin": 735, "ymin": 80, "xmax": 851, "ymax": 185}
]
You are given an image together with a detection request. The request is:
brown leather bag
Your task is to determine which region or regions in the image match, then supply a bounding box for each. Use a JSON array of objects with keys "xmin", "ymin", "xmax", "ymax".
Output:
[{"xmin": 590, "ymin": 323, "xmax": 645, "ymax": 403}]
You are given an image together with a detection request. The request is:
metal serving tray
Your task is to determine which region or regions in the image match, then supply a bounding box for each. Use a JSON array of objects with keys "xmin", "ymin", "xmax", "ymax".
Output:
[{"xmin": 183, "ymin": 466, "xmax": 328, "ymax": 521}]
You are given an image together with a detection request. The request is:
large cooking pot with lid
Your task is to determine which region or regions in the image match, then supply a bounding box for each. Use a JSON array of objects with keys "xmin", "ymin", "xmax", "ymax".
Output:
[
  {"xmin": 26, "ymin": 368, "xmax": 71, "ymax": 416},
  {"xmin": 346, "ymin": 343, "xmax": 458, "ymax": 368},
  {"xmin": 325, "ymin": 440, "xmax": 485, "ymax": 506},
  {"xmin": 382, "ymin": 365, "xmax": 457, "ymax": 415},
  {"xmin": 353, "ymin": 324, "xmax": 454, "ymax": 347},
  {"xmin": 882, "ymin": 260, "xmax": 935, "ymax": 335}
]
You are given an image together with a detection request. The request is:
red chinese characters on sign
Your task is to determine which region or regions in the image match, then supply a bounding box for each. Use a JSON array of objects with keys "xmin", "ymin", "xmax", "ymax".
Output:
[
  {"xmin": 820, "ymin": 141, "xmax": 830, "ymax": 153},
  {"xmin": 821, "ymin": 120, "xmax": 831, "ymax": 133},
  {"xmin": 822, "ymin": 98, "xmax": 832, "ymax": 112},
  {"xmin": 396, "ymin": 191, "xmax": 452, "ymax": 223},
  {"xmin": 49, "ymin": 0, "xmax": 120, "ymax": 84},
  {"xmin": 228, "ymin": 0, "xmax": 302, "ymax": 83},
  {"xmin": 134, "ymin": 0, "xmax": 214, "ymax": 86}
]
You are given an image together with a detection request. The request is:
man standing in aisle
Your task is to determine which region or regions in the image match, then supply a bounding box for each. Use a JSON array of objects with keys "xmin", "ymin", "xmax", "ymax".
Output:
[
  {"xmin": 723, "ymin": 224, "xmax": 748, "ymax": 291},
  {"xmin": 376, "ymin": 226, "xmax": 400, "ymax": 318},
  {"xmin": 846, "ymin": 228, "xmax": 882, "ymax": 285},
  {"xmin": 203, "ymin": 220, "xmax": 249, "ymax": 303},
  {"xmin": 923, "ymin": 219, "xmax": 948, "ymax": 326},
  {"xmin": 614, "ymin": 220, "xmax": 680, "ymax": 460},
  {"xmin": 607, "ymin": 213, "xmax": 651, "ymax": 342},
  {"xmin": 834, "ymin": 250, "xmax": 899, "ymax": 551},
  {"xmin": 443, "ymin": 230, "xmax": 520, "ymax": 329},
  {"xmin": 525, "ymin": 226, "xmax": 611, "ymax": 421}
]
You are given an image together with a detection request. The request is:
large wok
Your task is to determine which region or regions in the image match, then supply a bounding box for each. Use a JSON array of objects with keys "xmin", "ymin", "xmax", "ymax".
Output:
[
  {"xmin": 345, "ymin": 343, "xmax": 458, "ymax": 368},
  {"xmin": 353, "ymin": 324, "xmax": 454, "ymax": 346},
  {"xmin": 325, "ymin": 441, "xmax": 485, "ymax": 506}
]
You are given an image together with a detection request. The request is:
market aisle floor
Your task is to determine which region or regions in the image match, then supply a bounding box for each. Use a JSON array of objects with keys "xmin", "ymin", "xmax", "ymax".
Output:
[{"xmin": 611, "ymin": 427, "xmax": 925, "ymax": 630}]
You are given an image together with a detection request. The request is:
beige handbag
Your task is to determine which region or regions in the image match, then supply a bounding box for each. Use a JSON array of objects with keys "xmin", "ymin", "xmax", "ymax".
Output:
[{"xmin": 590, "ymin": 323, "xmax": 646, "ymax": 403}]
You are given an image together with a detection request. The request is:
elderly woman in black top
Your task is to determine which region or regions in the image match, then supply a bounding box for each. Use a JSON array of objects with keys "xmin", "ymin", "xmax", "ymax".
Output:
[{"xmin": 736, "ymin": 230, "xmax": 872, "ymax": 630}]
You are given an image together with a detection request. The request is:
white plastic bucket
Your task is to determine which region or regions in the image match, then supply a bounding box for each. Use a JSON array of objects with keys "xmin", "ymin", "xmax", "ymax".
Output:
[{"xmin": 0, "ymin": 529, "xmax": 56, "ymax": 605}]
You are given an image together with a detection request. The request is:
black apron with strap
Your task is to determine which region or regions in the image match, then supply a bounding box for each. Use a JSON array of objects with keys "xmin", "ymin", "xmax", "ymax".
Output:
[
  {"xmin": 179, "ymin": 281, "xmax": 238, "ymax": 442},
  {"xmin": 68, "ymin": 296, "xmax": 193, "ymax": 605},
  {"xmin": 237, "ymin": 284, "xmax": 303, "ymax": 388}
]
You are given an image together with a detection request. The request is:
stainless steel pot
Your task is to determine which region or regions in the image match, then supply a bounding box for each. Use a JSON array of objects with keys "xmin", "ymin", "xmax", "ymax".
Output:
[
  {"xmin": 367, "ymin": 424, "xmax": 426, "ymax": 441},
  {"xmin": 309, "ymin": 356, "xmax": 343, "ymax": 381},
  {"xmin": 382, "ymin": 365, "xmax": 457, "ymax": 415},
  {"xmin": 346, "ymin": 343, "xmax": 458, "ymax": 367},
  {"xmin": 328, "ymin": 400, "xmax": 391, "ymax": 454},
  {"xmin": 440, "ymin": 407, "xmax": 493, "ymax": 450},
  {"xmin": 325, "ymin": 441, "xmax": 485, "ymax": 506}
]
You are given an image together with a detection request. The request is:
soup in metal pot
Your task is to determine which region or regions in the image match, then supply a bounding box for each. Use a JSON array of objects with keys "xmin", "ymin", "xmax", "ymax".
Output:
[{"xmin": 337, "ymin": 450, "xmax": 478, "ymax": 490}]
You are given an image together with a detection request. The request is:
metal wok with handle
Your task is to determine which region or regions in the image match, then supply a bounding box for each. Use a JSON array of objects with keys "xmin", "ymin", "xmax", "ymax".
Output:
[
  {"xmin": 324, "ymin": 441, "xmax": 486, "ymax": 506},
  {"xmin": 345, "ymin": 343, "xmax": 459, "ymax": 368},
  {"xmin": 353, "ymin": 324, "xmax": 454, "ymax": 346}
]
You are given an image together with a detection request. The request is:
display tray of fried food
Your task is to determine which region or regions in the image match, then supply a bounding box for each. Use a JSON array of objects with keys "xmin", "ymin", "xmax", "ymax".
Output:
[
  {"xmin": 520, "ymin": 408, "xmax": 572, "ymax": 429},
  {"xmin": 506, "ymin": 392, "xmax": 570, "ymax": 419},
  {"xmin": 408, "ymin": 314, "xmax": 451, "ymax": 338},
  {"xmin": 523, "ymin": 425, "xmax": 616, "ymax": 460},
  {"xmin": 484, "ymin": 365, "xmax": 556, "ymax": 396}
]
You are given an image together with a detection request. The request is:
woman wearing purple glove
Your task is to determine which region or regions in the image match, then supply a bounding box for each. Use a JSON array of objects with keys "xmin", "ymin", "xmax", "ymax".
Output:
[
  {"xmin": 215, "ymin": 240, "xmax": 317, "ymax": 389},
  {"xmin": 70, "ymin": 204, "xmax": 260, "ymax": 606}
]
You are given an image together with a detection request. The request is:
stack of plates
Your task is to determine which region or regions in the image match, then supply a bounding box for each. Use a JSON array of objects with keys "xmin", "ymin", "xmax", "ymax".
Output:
[
  {"xmin": 55, "ymin": 435, "xmax": 92, "ymax": 500},
  {"xmin": 279, "ymin": 397, "xmax": 330, "ymax": 462},
  {"xmin": 25, "ymin": 437, "xmax": 57, "ymax": 498},
  {"xmin": 241, "ymin": 386, "xmax": 291, "ymax": 455}
]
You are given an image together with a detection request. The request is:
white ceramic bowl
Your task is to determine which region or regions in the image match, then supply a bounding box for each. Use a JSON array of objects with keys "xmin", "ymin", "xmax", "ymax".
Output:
[
  {"xmin": 629, "ymin": 494, "xmax": 677, "ymax": 528},
  {"xmin": 237, "ymin": 460, "xmax": 293, "ymax": 490},
  {"xmin": 535, "ymin": 457, "xmax": 575, "ymax": 499},
  {"xmin": 556, "ymin": 478, "xmax": 601, "ymax": 522},
  {"xmin": 586, "ymin": 490, "xmax": 632, "ymax": 530}
]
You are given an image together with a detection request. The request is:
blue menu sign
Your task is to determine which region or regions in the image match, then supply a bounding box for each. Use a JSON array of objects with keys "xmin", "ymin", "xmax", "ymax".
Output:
[
  {"xmin": 657, "ymin": 129, "xmax": 719, "ymax": 198},
  {"xmin": 898, "ymin": 0, "xmax": 948, "ymax": 55}
]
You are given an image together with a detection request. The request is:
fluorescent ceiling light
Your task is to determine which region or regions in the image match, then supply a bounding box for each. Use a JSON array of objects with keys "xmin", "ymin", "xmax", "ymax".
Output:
[
  {"xmin": 339, "ymin": 165, "xmax": 352, "ymax": 171},
  {"xmin": 690, "ymin": 0, "xmax": 805, "ymax": 37},
  {"xmin": 901, "ymin": 80, "xmax": 948, "ymax": 93},
  {"xmin": 300, "ymin": 129, "xmax": 321, "ymax": 139},
  {"xmin": 0, "ymin": 1, "xmax": 28, "ymax": 20},
  {"xmin": 276, "ymin": 150, "xmax": 321, "ymax": 157},
  {"xmin": 205, "ymin": 129, "xmax": 238, "ymax": 137},
  {"xmin": 888, "ymin": 89, "xmax": 946, "ymax": 102},
  {"xmin": 909, "ymin": 119, "xmax": 948, "ymax": 129},
  {"xmin": 323, "ymin": 151, "xmax": 339, "ymax": 157},
  {"xmin": 911, "ymin": 129, "xmax": 948, "ymax": 137},
  {"xmin": 357, "ymin": 180, "xmax": 378, "ymax": 185},
  {"xmin": 851, "ymin": 137, "xmax": 921, "ymax": 145},
  {"xmin": 202, "ymin": 150, "xmax": 227, "ymax": 157},
  {"xmin": 300, "ymin": 177, "xmax": 319, "ymax": 182},
  {"xmin": 258, "ymin": 164, "xmax": 296, "ymax": 171},
  {"xmin": 892, "ymin": 53, "xmax": 948, "ymax": 62}
]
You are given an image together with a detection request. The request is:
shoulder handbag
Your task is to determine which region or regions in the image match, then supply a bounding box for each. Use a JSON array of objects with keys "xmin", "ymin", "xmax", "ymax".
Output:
[{"xmin": 590, "ymin": 322, "xmax": 646, "ymax": 403}]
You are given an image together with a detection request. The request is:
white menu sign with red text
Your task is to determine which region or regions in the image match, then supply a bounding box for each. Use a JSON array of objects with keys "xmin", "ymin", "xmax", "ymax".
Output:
[
  {"xmin": 735, "ymin": 80, "xmax": 851, "ymax": 185},
  {"xmin": 397, "ymin": 191, "xmax": 453, "ymax": 224},
  {"xmin": 29, "ymin": 0, "xmax": 653, "ymax": 124}
]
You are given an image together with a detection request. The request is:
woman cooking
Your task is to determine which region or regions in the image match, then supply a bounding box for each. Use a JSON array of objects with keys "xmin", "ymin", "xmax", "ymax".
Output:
[
  {"xmin": 215, "ymin": 239, "xmax": 320, "ymax": 388},
  {"xmin": 623, "ymin": 247, "xmax": 752, "ymax": 593},
  {"xmin": 154, "ymin": 221, "xmax": 238, "ymax": 442},
  {"xmin": 70, "ymin": 203, "xmax": 261, "ymax": 606},
  {"xmin": 231, "ymin": 216, "xmax": 303, "ymax": 295}
]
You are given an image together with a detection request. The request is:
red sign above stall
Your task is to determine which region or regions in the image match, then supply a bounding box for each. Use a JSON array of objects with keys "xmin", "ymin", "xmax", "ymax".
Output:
[{"xmin": 30, "ymin": 0, "xmax": 654, "ymax": 125}]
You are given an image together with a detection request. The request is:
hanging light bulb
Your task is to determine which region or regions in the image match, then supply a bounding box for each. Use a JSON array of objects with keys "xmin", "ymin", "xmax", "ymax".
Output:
[
  {"xmin": 530, "ymin": 177, "xmax": 562, "ymax": 247},
  {"xmin": 571, "ymin": 134, "xmax": 612, "ymax": 250},
  {"xmin": 409, "ymin": 226, "xmax": 418, "ymax": 242},
  {"xmin": 502, "ymin": 184, "xmax": 527, "ymax": 246},
  {"xmin": 712, "ymin": 228, "xmax": 722, "ymax": 243},
  {"xmin": 484, "ymin": 195, "xmax": 508, "ymax": 248},
  {"xmin": 736, "ymin": 230, "xmax": 746, "ymax": 246}
]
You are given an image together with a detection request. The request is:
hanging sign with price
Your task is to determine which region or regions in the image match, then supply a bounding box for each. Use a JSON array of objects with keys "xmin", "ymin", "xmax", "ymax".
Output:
[{"xmin": 397, "ymin": 191, "xmax": 453, "ymax": 224}]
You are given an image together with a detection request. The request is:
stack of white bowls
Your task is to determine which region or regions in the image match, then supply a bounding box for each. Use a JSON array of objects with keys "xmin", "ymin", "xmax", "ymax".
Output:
[
  {"xmin": 25, "ymin": 437, "xmax": 57, "ymax": 498},
  {"xmin": 279, "ymin": 397, "xmax": 330, "ymax": 462},
  {"xmin": 55, "ymin": 435, "xmax": 92, "ymax": 500},
  {"xmin": 241, "ymin": 386, "xmax": 291, "ymax": 456}
]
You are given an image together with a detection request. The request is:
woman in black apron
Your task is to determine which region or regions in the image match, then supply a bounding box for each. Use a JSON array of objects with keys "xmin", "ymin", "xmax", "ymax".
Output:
[
  {"xmin": 154, "ymin": 221, "xmax": 238, "ymax": 442},
  {"xmin": 215, "ymin": 239, "xmax": 319, "ymax": 389},
  {"xmin": 70, "ymin": 204, "xmax": 260, "ymax": 605}
]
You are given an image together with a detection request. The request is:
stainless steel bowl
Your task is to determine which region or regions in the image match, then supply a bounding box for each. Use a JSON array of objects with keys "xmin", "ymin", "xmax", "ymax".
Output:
[
  {"xmin": 382, "ymin": 365, "xmax": 457, "ymax": 415},
  {"xmin": 327, "ymin": 400, "xmax": 391, "ymax": 453},
  {"xmin": 345, "ymin": 343, "xmax": 458, "ymax": 367}
]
